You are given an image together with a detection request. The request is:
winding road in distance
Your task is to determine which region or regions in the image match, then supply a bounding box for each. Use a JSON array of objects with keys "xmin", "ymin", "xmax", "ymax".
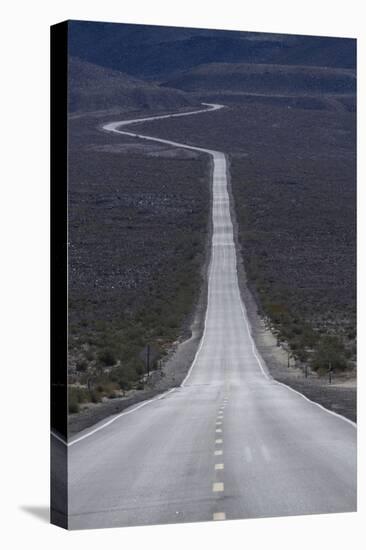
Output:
[{"xmin": 67, "ymin": 103, "xmax": 356, "ymax": 529}]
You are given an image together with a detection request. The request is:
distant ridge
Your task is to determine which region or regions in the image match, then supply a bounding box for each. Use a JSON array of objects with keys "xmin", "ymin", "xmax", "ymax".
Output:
[
  {"xmin": 68, "ymin": 57, "xmax": 197, "ymax": 113},
  {"xmin": 161, "ymin": 63, "xmax": 356, "ymax": 95},
  {"xmin": 68, "ymin": 21, "xmax": 356, "ymax": 80}
]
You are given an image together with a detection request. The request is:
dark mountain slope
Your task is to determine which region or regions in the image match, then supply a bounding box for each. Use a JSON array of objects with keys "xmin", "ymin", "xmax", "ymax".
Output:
[
  {"xmin": 278, "ymin": 35, "xmax": 357, "ymax": 70},
  {"xmin": 68, "ymin": 57, "xmax": 197, "ymax": 113},
  {"xmin": 162, "ymin": 63, "xmax": 356, "ymax": 95},
  {"xmin": 68, "ymin": 20, "xmax": 356, "ymax": 80}
]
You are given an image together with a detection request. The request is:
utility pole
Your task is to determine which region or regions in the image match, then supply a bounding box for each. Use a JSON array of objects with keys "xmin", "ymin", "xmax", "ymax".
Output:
[
  {"xmin": 328, "ymin": 361, "xmax": 332, "ymax": 384},
  {"xmin": 146, "ymin": 344, "xmax": 150, "ymax": 376}
]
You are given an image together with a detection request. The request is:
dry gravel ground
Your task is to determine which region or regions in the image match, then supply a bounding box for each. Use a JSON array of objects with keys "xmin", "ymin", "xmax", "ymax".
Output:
[
  {"xmin": 228, "ymin": 167, "xmax": 357, "ymax": 423},
  {"xmin": 67, "ymin": 109, "xmax": 212, "ymax": 417},
  {"xmin": 68, "ymin": 231, "xmax": 210, "ymax": 435},
  {"xmin": 68, "ymin": 151, "xmax": 213, "ymax": 436}
]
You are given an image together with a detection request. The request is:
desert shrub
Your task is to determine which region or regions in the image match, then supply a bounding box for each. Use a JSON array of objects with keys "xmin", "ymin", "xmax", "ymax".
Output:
[
  {"xmin": 311, "ymin": 335, "xmax": 349, "ymax": 372},
  {"xmin": 120, "ymin": 380, "xmax": 131, "ymax": 391},
  {"xmin": 69, "ymin": 398, "xmax": 79, "ymax": 414},
  {"xmin": 117, "ymin": 370, "xmax": 132, "ymax": 391},
  {"xmin": 265, "ymin": 302, "xmax": 289, "ymax": 326},
  {"xmin": 89, "ymin": 389, "xmax": 102, "ymax": 403},
  {"xmin": 291, "ymin": 344, "xmax": 309, "ymax": 363},
  {"xmin": 97, "ymin": 348, "xmax": 117, "ymax": 366},
  {"xmin": 69, "ymin": 386, "xmax": 89, "ymax": 403},
  {"xmin": 76, "ymin": 359, "xmax": 88, "ymax": 372},
  {"xmin": 68, "ymin": 386, "xmax": 90, "ymax": 413},
  {"xmin": 85, "ymin": 349, "xmax": 95, "ymax": 361}
]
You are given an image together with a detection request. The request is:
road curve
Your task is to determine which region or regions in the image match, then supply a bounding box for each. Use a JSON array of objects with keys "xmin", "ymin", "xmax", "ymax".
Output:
[{"xmin": 67, "ymin": 103, "xmax": 356, "ymax": 529}]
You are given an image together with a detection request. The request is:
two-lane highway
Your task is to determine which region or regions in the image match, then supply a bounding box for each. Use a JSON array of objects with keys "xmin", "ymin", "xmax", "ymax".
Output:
[{"xmin": 67, "ymin": 104, "xmax": 356, "ymax": 529}]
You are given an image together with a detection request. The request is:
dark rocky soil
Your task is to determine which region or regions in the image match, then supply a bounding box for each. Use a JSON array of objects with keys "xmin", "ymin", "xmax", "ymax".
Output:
[
  {"xmin": 67, "ymin": 110, "xmax": 212, "ymax": 418},
  {"xmin": 228, "ymin": 158, "xmax": 356, "ymax": 423}
]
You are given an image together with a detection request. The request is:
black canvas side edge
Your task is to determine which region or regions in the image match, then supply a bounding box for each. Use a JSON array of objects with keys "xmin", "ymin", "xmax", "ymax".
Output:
[
  {"xmin": 355, "ymin": 38, "xmax": 358, "ymax": 426},
  {"xmin": 50, "ymin": 20, "xmax": 68, "ymax": 530}
]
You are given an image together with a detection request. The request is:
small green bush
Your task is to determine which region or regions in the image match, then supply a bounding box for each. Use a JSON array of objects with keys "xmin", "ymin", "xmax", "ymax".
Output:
[
  {"xmin": 85, "ymin": 349, "xmax": 95, "ymax": 361},
  {"xmin": 311, "ymin": 335, "xmax": 349, "ymax": 372},
  {"xmin": 97, "ymin": 348, "xmax": 117, "ymax": 366},
  {"xmin": 76, "ymin": 359, "xmax": 88, "ymax": 372},
  {"xmin": 68, "ymin": 396, "xmax": 79, "ymax": 414},
  {"xmin": 90, "ymin": 390, "xmax": 102, "ymax": 403}
]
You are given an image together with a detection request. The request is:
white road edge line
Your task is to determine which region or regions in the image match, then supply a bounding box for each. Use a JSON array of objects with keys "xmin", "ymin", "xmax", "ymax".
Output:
[
  {"xmin": 65, "ymin": 388, "xmax": 177, "ymax": 447},
  {"xmin": 274, "ymin": 380, "xmax": 357, "ymax": 428}
]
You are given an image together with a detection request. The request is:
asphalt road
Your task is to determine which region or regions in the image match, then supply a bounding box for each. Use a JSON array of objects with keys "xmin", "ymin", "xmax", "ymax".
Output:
[{"xmin": 67, "ymin": 104, "xmax": 356, "ymax": 529}]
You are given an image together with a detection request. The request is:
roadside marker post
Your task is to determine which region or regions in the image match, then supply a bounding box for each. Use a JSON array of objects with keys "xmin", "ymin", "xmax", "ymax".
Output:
[
  {"xmin": 328, "ymin": 362, "xmax": 333, "ymax": 384},
  {"xmin": 146, "ymin": 344, "xmax": 150, "ymax": 376}
]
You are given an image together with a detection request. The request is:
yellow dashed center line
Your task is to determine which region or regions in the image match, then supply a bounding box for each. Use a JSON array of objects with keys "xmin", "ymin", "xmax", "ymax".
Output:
[{"xmin": 212, "ymin": 404, "xmax": 226, "ymax": 519}]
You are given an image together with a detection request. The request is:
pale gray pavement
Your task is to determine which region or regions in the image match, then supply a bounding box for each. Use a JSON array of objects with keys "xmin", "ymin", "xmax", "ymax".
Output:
[{"xmin": 66, "ymin": 104, "xmax": 356, "ymax": 529}]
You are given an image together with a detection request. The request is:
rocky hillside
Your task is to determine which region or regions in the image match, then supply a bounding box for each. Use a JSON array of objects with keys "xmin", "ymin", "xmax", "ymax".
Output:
[
  {"xmin": 162, "ymin": 63, "xmax": 356, "ymax": 95},
  {"xmin": 68, "ymin": 57, "xmax": 197, "ymax": 113},
  {"xmin": 68, "ymin": 21, "xmax": 356, "ymax": 80}
]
